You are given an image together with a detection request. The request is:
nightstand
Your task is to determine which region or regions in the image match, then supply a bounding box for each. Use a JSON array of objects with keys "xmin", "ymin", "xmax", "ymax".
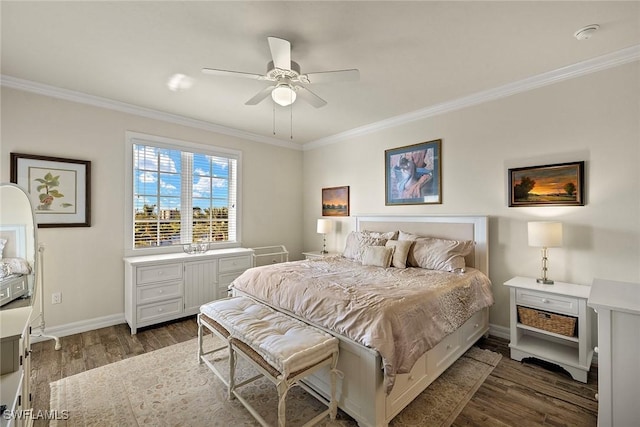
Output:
[
  {"xmin": 302, "ymin": 251, "xmax": 340, "ymax": 260},
  {"xmin": 504, "ymin": 276, "xmax": 593, "ymax": 383}
]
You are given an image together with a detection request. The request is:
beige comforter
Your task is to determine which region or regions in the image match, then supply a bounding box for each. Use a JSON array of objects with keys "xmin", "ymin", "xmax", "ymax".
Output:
[{"xmin": 230, "ymin": 256, "xmax": 494, "ymax": 392}]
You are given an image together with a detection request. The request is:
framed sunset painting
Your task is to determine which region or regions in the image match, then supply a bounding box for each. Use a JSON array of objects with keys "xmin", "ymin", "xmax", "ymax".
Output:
[
  {"xmin": 509, "ymin": 161, "xmax": 585, "ymax": 207},
  {"xmin": 322, "ymin": 186, "xmax": 349, "ymax": 216}
]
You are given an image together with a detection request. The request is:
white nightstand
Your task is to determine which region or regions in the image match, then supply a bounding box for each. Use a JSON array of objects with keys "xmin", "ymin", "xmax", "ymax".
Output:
[
  {"xmin": 504, "ymin": 276, "xmax": 593, "ymax": 383},
  {"xmin": 302, "ymin": 251, "xmax": 340, "ymax": 260}
]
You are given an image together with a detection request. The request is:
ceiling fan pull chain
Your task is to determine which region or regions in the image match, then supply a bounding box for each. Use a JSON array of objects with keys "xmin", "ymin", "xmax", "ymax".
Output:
[
  {"xmin": 273, "ymin": 102, "xmax": 276, "ymax": 135},
  {"xmin": 290, "ymin": 101, "xmax": 293, "ymax": 140}
]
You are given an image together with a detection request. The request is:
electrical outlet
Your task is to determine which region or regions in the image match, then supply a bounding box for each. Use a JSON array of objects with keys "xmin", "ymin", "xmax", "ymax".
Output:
[{"xmin": 52, "ymin": 292, "xmax": 62, "ymax": 304}]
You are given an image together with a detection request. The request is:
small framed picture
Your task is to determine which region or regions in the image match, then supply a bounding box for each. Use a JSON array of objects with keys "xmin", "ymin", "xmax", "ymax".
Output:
[
  {"xmin": 385, "ymin": 139, "xmax": 441, "ymax": 205},
  {"xmin": 322, "ymin": 186, "xmax": 349, "ymax": 217},
  {"xmin": 10, "ymin": 153, "xmax": 91, "ymax": 227},
  {"xmin": 508, "ymin": 161, "xmax": 585, "ymax": 207}
]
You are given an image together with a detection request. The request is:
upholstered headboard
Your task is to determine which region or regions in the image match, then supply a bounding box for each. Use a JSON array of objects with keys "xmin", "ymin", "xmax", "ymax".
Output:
[
  {"xmin": 0, "ymin": 225, "xmax": 27, "ymax": 259},
  {"xmin": 355, "ymin": 215, "xmax": 489, "ymax": 276}
]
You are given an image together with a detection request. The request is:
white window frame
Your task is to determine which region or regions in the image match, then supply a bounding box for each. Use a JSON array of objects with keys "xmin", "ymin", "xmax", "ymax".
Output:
[{"xmin": 124, "ymin": 131, "xmax": 242, "ymax": 256}]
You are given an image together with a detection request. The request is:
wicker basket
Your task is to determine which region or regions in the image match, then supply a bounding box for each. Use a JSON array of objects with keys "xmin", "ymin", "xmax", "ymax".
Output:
[{"xmin": 517, "ymin": 306, "xmax": 577, "ymax": 337}]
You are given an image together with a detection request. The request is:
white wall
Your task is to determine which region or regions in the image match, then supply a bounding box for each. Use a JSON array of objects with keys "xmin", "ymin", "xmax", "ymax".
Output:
[
  {"xmin": 302, "ymin": 62, "xmax": 640, "ymax": 330},
  {"xmin": 1, "ymin": 87, "xmax": 303, "ymax": 329}
]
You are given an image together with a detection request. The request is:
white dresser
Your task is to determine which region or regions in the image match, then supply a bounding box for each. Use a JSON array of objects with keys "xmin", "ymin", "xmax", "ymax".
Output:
[
  {"xmin": 124, "ymin": 248, "xmax": 253, "ymax": 334},
  {"xmin": 588, "ymin": 278, "xmax": 640, "ymax": 427}
]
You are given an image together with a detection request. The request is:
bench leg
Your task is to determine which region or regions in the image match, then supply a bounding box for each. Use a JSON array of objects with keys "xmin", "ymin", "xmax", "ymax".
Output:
[
  {"xmin": 329, "ymin": 354, "xmax": 338, "ymax": 420},
  {"xmin": 228, "ymin": 345, "xmax": 237, "ymax": 400},
  {"xmin": 197, "ymin": 314, "xmax": 204, "ymax": 364},
  {"xmin": 276, "ymin": 379, "xmax": 290, "ymax": 427}
]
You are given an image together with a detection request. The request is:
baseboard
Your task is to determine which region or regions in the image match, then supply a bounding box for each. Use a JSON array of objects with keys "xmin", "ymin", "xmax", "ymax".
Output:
[
  {"xmin": 488, "ymin": 323, "xmax": 510, "ymax": 340},
  {"xmin": 30, "ymin": 313, "xmax": 126, "ymax": 343}
]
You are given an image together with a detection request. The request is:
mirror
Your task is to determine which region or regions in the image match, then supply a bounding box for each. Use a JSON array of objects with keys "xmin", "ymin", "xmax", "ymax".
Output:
[{"xmin": 0, "ymin": 183, "xmax": 37, "ymax": 310}]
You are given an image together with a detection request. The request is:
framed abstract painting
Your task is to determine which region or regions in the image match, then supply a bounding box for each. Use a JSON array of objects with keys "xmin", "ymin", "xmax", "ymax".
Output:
[{"xmin": 385, "ymin": 139, "xmax": 441, "ymax": 205}]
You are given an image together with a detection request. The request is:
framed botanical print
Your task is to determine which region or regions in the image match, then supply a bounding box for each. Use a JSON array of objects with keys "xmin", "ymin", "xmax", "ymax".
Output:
[{"xmin": 10, "ymin": 153, "xmax": 91, "ymax": 227}]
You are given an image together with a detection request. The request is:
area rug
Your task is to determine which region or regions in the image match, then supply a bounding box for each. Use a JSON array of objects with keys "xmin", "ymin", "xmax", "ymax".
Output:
[{"xmin": 50, "ymin": 336, "xmax": 501, "ymax": 427}]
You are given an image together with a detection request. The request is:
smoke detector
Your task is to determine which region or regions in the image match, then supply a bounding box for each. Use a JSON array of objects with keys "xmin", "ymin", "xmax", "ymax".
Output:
[{"xmin": 574, "ymin": 24, "xmax": 600, "ymax": 41}]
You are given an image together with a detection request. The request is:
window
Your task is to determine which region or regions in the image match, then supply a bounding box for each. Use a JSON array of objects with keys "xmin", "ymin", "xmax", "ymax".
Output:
[{"xmin": 125, "ymin": 132, "xmax": 241, "ymax": 254}]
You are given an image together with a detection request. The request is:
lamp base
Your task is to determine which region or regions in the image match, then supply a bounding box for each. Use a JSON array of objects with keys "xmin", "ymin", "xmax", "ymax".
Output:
[
  {"xmin": 320, "ymin": 250, "xmax": 328, "ymax": 254},
  {"xmin": 537, "ymin": 278, "xmax": 554, "ymax": 285}
]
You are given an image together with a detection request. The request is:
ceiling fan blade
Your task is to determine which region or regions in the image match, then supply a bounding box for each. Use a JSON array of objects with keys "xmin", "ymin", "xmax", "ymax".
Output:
[
  {"xmin": 245, "ymin": 85, "xmax": 276, "ymax": 105},
  {"xmin": 295, "ymin": 86, "xmax": 327, "ymax": 108},
  {"xmin": 267, "ymin": 37, "xmax": 291, "ymax": 71},
  {"xmin": 202, "ymin": 68, "xmax": 265, "ymax": 80},
  {"xmin": 303, "ymin": 69, "xmax": 360, "ymax": 84}
]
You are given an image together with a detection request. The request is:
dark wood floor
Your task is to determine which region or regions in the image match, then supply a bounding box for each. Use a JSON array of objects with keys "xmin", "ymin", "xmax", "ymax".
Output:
[{"xmin": 30, "ymin": 317, "xmax": 598, "ymax": 426}]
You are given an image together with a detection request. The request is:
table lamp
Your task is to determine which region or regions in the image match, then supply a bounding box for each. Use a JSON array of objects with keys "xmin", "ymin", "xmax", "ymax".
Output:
[
  {"xmin": 317, "ymin": 219, "xmax": 332, "ymax": 254},
  {"xmin": 528, "ymin": 221, "xmax": 563, "ymax": 284}
]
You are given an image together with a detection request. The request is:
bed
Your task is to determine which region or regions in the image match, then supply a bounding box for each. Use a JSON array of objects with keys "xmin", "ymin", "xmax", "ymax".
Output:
[
  {"xmin": 0, "ymin": 225, "xmax": 33, "ymax": 307},
  {"xmin": 230, "ymin": 215, "xmax": 493, "ymax": 427}
]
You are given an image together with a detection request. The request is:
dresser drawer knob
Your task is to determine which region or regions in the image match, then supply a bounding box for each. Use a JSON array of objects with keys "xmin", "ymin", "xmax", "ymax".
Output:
[
  {"xmin": 594, "ymin": 346, "xmax": 599, "ymax": 354},
  {"xmin": 446, "ymin": 344, "xmax": 452, "ymax": 350},
  {"xmin": 595, "ymin": 393, "xmax": 598, "ymax": 401},
  {"xmin": 474, "ymin": 323, "xmax": 479, "ymax": 328},
  {"xmin": 158, "ymin": 307, "xmax": 164, "ymax": 312},
  {"xmin": 158, "ymin": 289, "xmax": 164, "ymax": 294},
  {"xmin": 541, "ymin": 298, "xmax": 549, "ymax": 303}
]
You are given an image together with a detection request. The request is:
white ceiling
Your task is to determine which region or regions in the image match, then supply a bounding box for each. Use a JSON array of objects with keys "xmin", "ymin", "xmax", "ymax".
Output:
[{"xmin": 2, "ymin": 1, "xmax": 639, "ymax": 147}]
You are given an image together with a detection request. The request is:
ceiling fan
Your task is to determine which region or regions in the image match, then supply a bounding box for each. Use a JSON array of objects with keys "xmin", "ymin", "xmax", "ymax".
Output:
[{"xmin": 202, "ymin": 37, "xmax": 359, "ymax": 108}]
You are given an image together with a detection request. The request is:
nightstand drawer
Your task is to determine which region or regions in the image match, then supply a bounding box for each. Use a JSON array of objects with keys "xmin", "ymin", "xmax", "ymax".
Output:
[
  {"xmin": 516, "ymin": 288, "xmax": 579, "ymax": 316},
  {"xmin": 136, "ymin": 263, "xmax": 183, "ymax": 285},
  {"xmin": 219, "ymin": 255, "xmax": 252, "ymax": 273}
]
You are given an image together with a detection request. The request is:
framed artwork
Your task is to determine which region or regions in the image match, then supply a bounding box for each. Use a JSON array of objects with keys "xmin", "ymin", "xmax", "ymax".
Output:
[
  {"xmin": 508, "ymin": 161, "xmax": 585, "ymax": 207},
  {"xmin": 322, "ymin": 186, "xmax": 349, "ymax": 217},
  {"xmin": 10, "ymin": 153, "xmax": 91, "ymax": 227},
  {"xmin": 385, "ymin": 139, "xmax": 441, "ymax": 205}
]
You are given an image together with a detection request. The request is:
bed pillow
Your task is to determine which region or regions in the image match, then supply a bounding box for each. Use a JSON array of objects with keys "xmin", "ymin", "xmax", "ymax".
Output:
[
  {"xmin": 362, "ymin": 230, "xmax": 399, "ymax": 240},
  {"xmin": 342, "ymin": 232, "xmax": 388, "ymax": 262},
  {"xmin": 385, "ymin": 240, "xmax": 413, "ymax": 268},
  {"xmin": 0, "ymin": 238, "xmax": 6, "ymax": 259},
  {"xmin": 408, "ymin": 237, "xmax": 474, "ymax": 271},
  {"xmin": 361, "ymin": 246, "xmax": 394, "ymax": 268}
]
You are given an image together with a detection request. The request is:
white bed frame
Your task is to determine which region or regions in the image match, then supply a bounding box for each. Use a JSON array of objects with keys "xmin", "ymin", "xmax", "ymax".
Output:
[{"xmin": 237, "ymin": 215, "xmax": 491, "ymax": 427}]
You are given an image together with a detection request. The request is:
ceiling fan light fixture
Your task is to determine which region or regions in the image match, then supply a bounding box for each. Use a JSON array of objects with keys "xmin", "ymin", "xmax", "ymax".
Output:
[
  {"xmin": 167, "ymin": 73, "xmax": 194, "ymax": 91},
  {"xmin": 271, "ymin": 84, "xmax": 297, "ymax": 106}
]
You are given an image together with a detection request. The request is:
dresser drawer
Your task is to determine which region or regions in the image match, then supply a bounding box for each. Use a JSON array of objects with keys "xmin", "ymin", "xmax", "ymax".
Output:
[
  {"xmin": 136, "ymin": 263, "xmax": 183, "ymax": 285},
  {"xmin": 516, "ymin": 288, "xmax": 579, "ymax": 316},
  {"xmin": 137, "ymin": 281, "xmax": 183, "ymax": 304},
  {"xmin": 137, "ymin": 298, "xmax": 183, "ymax": 323},
  {"xmin": 219, "ymin": 255, "xmax": 252, "ymax": 273}
]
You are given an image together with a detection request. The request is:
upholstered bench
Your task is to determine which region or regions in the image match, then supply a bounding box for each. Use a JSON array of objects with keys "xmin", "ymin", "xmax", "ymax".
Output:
[{"xmin": 198, "ymin": 296, "xmax": 340, "ymax": 427}]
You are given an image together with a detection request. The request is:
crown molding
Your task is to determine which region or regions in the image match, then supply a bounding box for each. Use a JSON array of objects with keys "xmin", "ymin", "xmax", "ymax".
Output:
[
  {"xmin": 0, "ymin": 75, "xmax": 302, "ymax": 151},
  {"xmin": 3, "ymin": 44, "xmax": 638, "ymax": 153},
  {"xmin": 304, "ymin": 44, "xmax": 640, "ymax": 151}
]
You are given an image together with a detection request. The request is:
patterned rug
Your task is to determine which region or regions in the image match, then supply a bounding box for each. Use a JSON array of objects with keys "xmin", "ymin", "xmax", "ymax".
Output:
[{"xmin": 50, "ymin": 336, "xmax": 501, "ymax": 427}]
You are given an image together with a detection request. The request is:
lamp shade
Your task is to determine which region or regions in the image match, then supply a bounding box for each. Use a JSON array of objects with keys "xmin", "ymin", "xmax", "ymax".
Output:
[
  {"xmin": 317, "ymin": 219, "xmax": 332, "ymax": 234},
  {"xmin": 528, "ymin": 221, "xmax": 563, "ymax": 248}
]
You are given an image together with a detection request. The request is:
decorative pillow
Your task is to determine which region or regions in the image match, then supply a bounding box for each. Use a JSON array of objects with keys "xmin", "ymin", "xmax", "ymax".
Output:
[
  {"xmin": 0, "ymin": 238, "xmax": 6, "ymax": 259},
  {"xmin": 342, "ymin": 232, "xmax": 388, "ymax": 262},
  {"xmin": 361, "ymin": 246, "xmax": 395, "ymax": 268},
  {"xmin": 408, "ymin": 237, "xmax": 474, "ymax": 271},
  {"xmin": 363, "ymin": 230, "xmax": 399, "ymax": 240},
  {"xmin": 385, "ymin": 240, "xmax": 413, "ymax": 268}
]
